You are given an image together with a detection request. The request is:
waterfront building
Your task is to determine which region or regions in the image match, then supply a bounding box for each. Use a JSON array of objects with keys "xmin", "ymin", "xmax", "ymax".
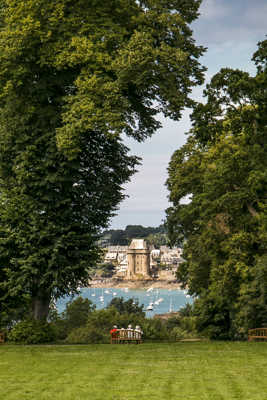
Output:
[
  {"xmin": 103, "ymin": 241, "xmax": 183, "ymax": 280},
  {"xmin": 126, "ymin": 239, "xmax": 151, "ymax": 280}
]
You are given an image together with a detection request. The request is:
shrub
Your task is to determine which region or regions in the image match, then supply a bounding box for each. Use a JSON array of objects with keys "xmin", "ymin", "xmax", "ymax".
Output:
[
  {"xmin": 87, "ymin": 308, "xmax": 121, "ymax": 332},
  {"xmin": 142, "ymin": 318, "xmax": 168, "ymax": 340},
  {"xmin": 8, "ymin": 319, "xmax": 56, "ymax": 344},
  {"xmin": 65, "ymin": 326, "xmax": 108, "ymax": 344},
  {"xmin": 165, "ymin": 316, "xmax": 181, "ymax": 331},
  {"xmin": 170, "ymin": 327, "xmax": 188, "ymax": 341}
]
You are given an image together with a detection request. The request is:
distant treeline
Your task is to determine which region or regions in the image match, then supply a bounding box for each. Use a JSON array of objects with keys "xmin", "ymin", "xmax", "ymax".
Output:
[{"xmin": 101, "ymin": 224, "xmax": 167, "ymax": 247}]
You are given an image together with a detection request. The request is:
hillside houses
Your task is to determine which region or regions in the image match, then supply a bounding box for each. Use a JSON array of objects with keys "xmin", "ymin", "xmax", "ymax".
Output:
[{"xmin": 103, "ymin": 240, "xmax": 183, "ymax": 279}]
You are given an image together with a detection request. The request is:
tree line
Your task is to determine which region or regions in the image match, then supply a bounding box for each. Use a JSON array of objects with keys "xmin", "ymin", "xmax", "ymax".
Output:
[
  {"xmin": 101, "ymin": 224, "xmax": 168, "ymax": 247},
  {"xmin": 166, "ymin": 41, "xmax": 267, "ymax": 339}
]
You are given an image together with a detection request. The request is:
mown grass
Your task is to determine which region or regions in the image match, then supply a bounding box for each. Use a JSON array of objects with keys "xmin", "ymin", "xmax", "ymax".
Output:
[{"xmin": 1, "ymin": 341, "xmax": 267, "ymax": 399}]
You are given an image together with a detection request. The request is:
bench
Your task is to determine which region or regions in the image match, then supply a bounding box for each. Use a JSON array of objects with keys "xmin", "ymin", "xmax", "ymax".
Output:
[
  {"xmin": 248, "ymin": 328, "xmax": 267, "ymax": 341},
  {"xmin": 110, "ymin": 329, "xmax": 142, "ymax": 344},
  {"xmin": 0, "ymin": 332, "xmax": 5, "ymax": 344}
]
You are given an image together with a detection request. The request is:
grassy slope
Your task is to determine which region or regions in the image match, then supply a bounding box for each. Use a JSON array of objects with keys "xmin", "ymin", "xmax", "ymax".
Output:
[{"xmin": 0, "ymin": 342, "xmax": 267, "ymax": 400}]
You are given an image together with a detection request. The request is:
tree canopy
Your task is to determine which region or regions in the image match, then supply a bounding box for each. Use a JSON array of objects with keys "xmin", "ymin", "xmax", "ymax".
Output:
[
  {"xmin": 166, "ymin": 40, "xmax": 267, "ymax": 338},
  {"xmin": 0, "ymin": 0, "xmax": 205, "ymax": 320}
]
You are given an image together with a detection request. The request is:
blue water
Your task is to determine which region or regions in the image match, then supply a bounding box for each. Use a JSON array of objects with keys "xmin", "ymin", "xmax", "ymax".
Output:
[{"xmin": 56, "ymin": 287, "xmax": 193, "ymax": 317}]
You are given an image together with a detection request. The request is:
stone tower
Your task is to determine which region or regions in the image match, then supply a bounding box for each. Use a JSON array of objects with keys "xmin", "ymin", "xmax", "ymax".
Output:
[{"xmin": 126, "ymin": 239, "xmax": 150, "ymax": 279}]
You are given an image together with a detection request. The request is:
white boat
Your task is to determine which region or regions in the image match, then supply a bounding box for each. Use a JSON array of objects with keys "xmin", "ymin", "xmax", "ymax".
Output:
[
  {"xmin": 113, "ymin": 292, "xmax": 117, "ymax": 296},
  {"xmin": 146, "ymin": 287, "xmax": 153, "ymax": 292},
  {"xmin": 169, "ymin": 298, "xmax": 173, "ymax": 312},
  {"xmin": 104, "ymin": 289, "xmax": 110, "ymax": 294},
  {"xmin": 154, "ymin": 298, "xmax": 163, "ymax": 305},
  {"xmin": 186, "ymin": 294, "xmax": 190, "ymax": 298},
  {"xmin": 91, "ymin": 288, "xmax": 96, "ymax": 297},
  {"xmin": 146, "ymin": 303, "xmax": 153, "ymax": 311}
]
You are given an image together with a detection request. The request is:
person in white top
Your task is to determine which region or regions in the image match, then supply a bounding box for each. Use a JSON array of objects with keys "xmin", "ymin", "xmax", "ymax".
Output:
[{"xmin": 127, "ymin": 324, "xmax": 133, "ymax": 339}]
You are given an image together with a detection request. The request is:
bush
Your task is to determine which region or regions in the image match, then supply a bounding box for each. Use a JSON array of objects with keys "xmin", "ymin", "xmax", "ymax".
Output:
[
  {"xmin": 8, "ymin": 320, "xmax": 56, "ymax": 344},
  {"xmin": 142, "ymin": 318, "xmax": 168, "ymax": 340},
  {"xmin": 170, "ymin": 327, "xmax": 188, "ymax": 341},
  {"xmin": 65, "ymin": 326, "xmax": 108, "ymax": 344}
]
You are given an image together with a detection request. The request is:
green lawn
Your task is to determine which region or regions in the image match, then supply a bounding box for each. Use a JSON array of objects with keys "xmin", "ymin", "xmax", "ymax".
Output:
[{"xmin": 1, "ymin": 342, "xmax": 267, "ymax": 399}]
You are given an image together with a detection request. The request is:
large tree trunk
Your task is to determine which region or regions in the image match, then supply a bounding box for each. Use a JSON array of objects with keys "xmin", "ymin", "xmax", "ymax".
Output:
[{"xmin": 32, "ymin": 290, "xmax": 51, "ymax": 320}]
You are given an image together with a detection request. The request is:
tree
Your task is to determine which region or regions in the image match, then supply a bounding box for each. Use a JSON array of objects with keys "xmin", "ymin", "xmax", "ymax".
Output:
[
  {"xmin": 62, "ymin": 297, "xmax": 96, "ymax": 332},
  {"xmin": 107, "ymin": 297, "xmax": 145, "ymax": 317},
  {"xmin": 100, "ymin": 263, "xmax": 116, "ymax": 278},
  {"xmin": 0, "ymin": 0, "xmax": 205, "ymax": 320},
  {"xmin": 166, "ymin": 40, "xmax": 267, "ymax": 338},
  {"xmin": 146, "ymin": 232, "xmax": 168, "ymax": 248}
]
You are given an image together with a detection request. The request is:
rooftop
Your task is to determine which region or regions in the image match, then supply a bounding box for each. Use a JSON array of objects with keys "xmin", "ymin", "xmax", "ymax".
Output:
[{"xmin": 129, "ymin": 239, "xmax": 148, "ymax": 250}]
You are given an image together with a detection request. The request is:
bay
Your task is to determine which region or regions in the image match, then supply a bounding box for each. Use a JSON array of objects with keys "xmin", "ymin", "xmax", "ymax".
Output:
[{"xmin": 56, "ymin": 287, "xmax": 193, "ymax": 317}]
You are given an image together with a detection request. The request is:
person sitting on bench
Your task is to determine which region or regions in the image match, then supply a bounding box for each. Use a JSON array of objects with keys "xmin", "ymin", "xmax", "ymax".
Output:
[
  {"xmin": 134, "ymin": 325, "xmax": 143, "ymax": 335},
  {"xmin": 127, "ymin": 324, "xmax": 134, "ymax": 339}
]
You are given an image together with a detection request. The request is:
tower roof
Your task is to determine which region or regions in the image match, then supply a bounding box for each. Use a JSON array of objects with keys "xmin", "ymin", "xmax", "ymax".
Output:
[{"xmin": 129, "ymin": 239, "xmax": 148, "ymax": 250}]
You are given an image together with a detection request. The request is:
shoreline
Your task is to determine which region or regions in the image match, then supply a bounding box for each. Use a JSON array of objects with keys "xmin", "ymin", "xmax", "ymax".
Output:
[{"xmin": 88, "ymin": 278, "xmax": 183, "ymax": 290}]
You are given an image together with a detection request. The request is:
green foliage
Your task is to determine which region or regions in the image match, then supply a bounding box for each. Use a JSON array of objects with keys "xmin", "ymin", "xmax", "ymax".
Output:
[
  {"xmin": 62, "ymin": 297, "xmax": 96, "ymax": 332},
  {"xmin": 0, "ymin": 0, "xmax": 205, "ymax": 320},
  {"xmin": 100, "ymin": 263, "xmax": 116, "ymax": 278},
  {"xmin": 179, "ymin": 303, "xmax": 193, "ymax": 317},
  {"xmin": 0, "ymin": 291, "xmax": 31, "ymax": 330},
  {"xmin": 165, "ymin": 310, "xmax": 198, "ymax": 340},
  {"xmin": 232, "ymin": 255, "xmax": 267, "ymax": 339},
  {"xmin": 8, "ymin": 319, "xmax": 56, "ymax": 344},
  {"xmin": 107, "ymin": 297, "xmax": 145, "ymax": 317},
  {"xmin": 166, "ymin": 39, "xmax": 267, "ymax": 339},
  {"xmin": 146, "ymin": 232, "xmax": 169, "ymax": 248},
  {"xmin": 103, "ymin": 224, "xmax": 167, "ymax": 246},
  {"xmin": 169, "ymin": 327, "xmax": 188, "ymax": 341},
  {"xmin": 142, "ymin": 318, "xmax": 168, "ymax": 340},
  {"xmin": 65, "ymin": 326, "xmax": 107, "ymax": 344}
]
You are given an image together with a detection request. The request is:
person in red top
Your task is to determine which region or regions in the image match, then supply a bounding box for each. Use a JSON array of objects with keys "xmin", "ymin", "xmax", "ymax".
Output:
[
  {"xmin": 110, "ymin": 325, "xmax": 118, "ymax": 335},
  {"xmin": 110, "ymin": 325, "xmax": 119, "ymax": 343}
]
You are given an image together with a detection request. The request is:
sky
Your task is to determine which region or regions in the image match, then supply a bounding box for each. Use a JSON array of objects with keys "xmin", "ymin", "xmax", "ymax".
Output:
[{"xmin": 110, "ymin": 0, "xmax": 267, "ymax": 229}]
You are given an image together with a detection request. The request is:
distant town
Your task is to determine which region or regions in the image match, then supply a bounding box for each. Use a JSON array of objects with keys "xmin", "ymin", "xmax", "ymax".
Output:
[{"xmin": 101, "ymin": 238, "xmax": 183, "ymax": 282}]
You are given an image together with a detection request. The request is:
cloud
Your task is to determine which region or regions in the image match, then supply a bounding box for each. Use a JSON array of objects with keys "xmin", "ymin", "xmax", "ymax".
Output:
[
  {"xmin": 199, "ymin": 0, "xmax": 230, "ymax": 20},
  {"xmin": 193, "ymin": 0, "xmax": 267, "ymax": 46}
]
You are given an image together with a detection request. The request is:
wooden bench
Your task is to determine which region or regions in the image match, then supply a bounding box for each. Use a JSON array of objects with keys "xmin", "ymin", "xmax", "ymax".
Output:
[
  {"xmin": 110, "ymin": 329, "xmax": 142, "ymax": 344},
  {"xmin": 248, "ymin": 328, "xmax": 267, "ymax": 341},
  {"xmin": 0, "ymin": 332, "xmax": 5, "ymax": 344}
]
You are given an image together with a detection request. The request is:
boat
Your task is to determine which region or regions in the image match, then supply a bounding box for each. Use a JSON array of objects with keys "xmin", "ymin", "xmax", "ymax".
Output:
[
  {"xmin": 91, "ymin": 288, "xmax": 96, "ymax": 297},
  {"xmin": 154, "ymin": 297, "xmax": 163, "ymax": 305},
  {"xmin": 169, "ymin": 298, "xmax": 173, "ymax": 312},
  {"xmin": 104, "ymin": 289, "xmax": 110, "ymax": 294},
  {"xmin": 99, "ymin": 288, "xmax": 104, "ymax": 302},
  {"xmin": 112, "ymin": 292, "xmax": 117, "ymax": 296},
  {"xmin": 146, "ymin": 303, "xmax": 153, "ymax": 311},
  {"xmin": 146, "ymin": 287, "xmax": 153, "ymax": 293}
]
